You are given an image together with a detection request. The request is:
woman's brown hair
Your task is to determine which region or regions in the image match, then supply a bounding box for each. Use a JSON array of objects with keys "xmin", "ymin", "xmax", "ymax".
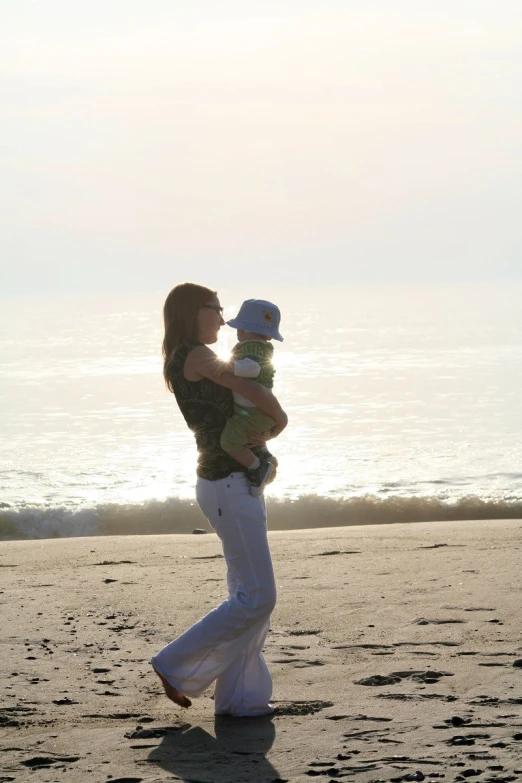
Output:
[{"xmin": 162, "ymin": 282, "xmax": 217, "ymax": 391}]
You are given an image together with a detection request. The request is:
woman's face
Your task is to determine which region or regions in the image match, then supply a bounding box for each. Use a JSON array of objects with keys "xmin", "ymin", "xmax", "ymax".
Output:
[{"xmin": 197, "ymin": 296, "xmax": 225, "ymax": 344}]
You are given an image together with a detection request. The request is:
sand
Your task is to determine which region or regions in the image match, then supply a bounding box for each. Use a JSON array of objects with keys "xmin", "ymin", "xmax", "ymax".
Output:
[{"xmin": 1, "ymin": 518, "xmax": 521, "ymax": 783}]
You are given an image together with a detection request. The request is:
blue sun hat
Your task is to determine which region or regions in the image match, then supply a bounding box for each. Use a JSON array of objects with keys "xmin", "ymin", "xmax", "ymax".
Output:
[{"xmin": 227, "ymin": 299, "xmax": 284, "ymax": 342}]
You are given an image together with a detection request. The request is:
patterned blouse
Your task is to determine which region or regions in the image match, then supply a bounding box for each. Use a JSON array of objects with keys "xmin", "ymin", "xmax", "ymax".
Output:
[{"xmin": 168, "ymin": 339, "xmax": 248, "ymax": 481}]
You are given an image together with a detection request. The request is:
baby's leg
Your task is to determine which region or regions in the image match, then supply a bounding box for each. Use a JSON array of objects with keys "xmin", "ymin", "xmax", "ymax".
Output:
[
  {"xmin": 221, "ymin": 409, "xmax": 276, "ymax": 495},
  {"xmin": 221, "ymin": 409, "xmax": 274, "ymax": 466},
  {"xmin": 220, "ymin": 414, "xmax": 256, "ymax": 467}
]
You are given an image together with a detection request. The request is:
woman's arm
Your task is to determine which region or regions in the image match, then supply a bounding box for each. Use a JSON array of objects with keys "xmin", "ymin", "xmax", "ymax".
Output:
[
  {"xmin": 244, "ymin": 385, "xmax": 288, "ymax": 437},
  {"xmin": 185, "ymin": 345, "xmax": 288, "ymax": 436}
]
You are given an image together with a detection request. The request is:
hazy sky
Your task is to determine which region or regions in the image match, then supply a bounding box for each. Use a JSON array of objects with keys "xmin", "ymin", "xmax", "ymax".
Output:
[{"xmin": 2, "ymin": 0, "xmax": 521, "ymax": 294}]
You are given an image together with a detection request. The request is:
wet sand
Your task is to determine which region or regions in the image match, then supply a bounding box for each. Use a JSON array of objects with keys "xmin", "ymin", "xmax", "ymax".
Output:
[{"xmin": 1, "ymin": 519, "xmax": 522, "ymax": 782}]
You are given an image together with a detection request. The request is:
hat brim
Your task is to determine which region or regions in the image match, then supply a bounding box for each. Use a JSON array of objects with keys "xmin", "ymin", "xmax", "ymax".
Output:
[{"xmin": 226, "ymin": 318, "xmax": 284, "ymax": 342}]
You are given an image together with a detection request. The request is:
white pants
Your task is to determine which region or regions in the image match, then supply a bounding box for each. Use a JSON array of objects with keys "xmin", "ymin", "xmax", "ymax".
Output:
[{"xmin": 150, "ymin": 472, "xmax": 277, "ymax": 717}]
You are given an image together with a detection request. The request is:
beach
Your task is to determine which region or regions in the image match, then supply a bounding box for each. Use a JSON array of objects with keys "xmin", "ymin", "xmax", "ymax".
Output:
[
  {"xmin": 2, "ymin": 518, "xmax": 522, "ymax": 782},
  {"xmin": 3, "ymin": 2, "xmax": 522, "ymax": 779}
]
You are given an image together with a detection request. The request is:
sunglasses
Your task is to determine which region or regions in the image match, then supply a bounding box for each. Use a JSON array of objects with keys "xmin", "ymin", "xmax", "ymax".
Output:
[{"xmin": 204, "ymin": 304, "xmax": 224, "ymax": 315}]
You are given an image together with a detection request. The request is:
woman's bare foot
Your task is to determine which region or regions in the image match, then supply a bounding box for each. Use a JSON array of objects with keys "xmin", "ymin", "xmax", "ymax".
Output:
[{"xmin": 153, "ymin": 667, "xmax": 191, "ymax": 709}]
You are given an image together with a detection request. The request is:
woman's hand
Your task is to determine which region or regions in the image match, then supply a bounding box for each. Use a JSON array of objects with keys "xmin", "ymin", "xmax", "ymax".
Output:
[
  {"xmin": 247, "ymin": 410, "xmax": 288, "ymax": 446},
  {"xmin": 247, "ymin": 430, "xmax": 269, "ymax": 447},
  {"xmin": 243, "ymin": 385, "xmax": 288, "ymax": 431},
  {"xmin": 268, "ymin": 410, "xmax": 288, "ymax": 439}
]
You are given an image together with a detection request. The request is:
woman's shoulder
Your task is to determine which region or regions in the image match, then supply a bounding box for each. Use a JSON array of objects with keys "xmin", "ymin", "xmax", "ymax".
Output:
[
  {"xmin": 166, "ymin": 339, "xmax": 200, "ymax": 384},
  {"xmin": 174, "ymin": 338, "xmax": 203, "ymax": 355},
  {"xmin": 170, "ymin": 339, "xmax": 202, "ymax": 365},
  {"xmin": 183, "ymin": 341, "xmax": 210, "ymax": 357}
]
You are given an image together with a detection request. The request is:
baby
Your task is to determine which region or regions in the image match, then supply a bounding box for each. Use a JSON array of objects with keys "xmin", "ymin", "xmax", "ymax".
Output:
[{"xmin": 220, "ymin": 299, "xmax": 283, "ymax": 496}]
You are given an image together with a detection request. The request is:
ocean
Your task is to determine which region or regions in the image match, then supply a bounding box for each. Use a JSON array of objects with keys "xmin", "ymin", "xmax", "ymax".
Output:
[{"xmin": 1, "ymin": 282, "xmax": 521, "ymax": 540}]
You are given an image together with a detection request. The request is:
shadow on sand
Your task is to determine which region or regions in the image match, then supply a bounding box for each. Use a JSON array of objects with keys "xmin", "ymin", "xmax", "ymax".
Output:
[{"xmin": 147, "ymin": 713, "xmax": 283, "ymax": 783}]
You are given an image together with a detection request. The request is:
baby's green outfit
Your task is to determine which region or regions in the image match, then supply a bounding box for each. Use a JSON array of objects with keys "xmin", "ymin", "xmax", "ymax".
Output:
[{"xmin": 220, "ymin": 340, "xmax": 276, "ymax": 454}]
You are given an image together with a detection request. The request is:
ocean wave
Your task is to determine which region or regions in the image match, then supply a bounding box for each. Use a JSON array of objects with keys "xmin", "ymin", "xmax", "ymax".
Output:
[{"xmin": 1, "ymin": 494, "xmax": 521, "ymax": 541}]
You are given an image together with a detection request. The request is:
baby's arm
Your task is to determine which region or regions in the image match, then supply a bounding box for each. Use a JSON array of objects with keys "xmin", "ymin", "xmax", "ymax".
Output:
[{"xmin": 185, "ymin": 345, "xmax": 288, "ymax": 435}]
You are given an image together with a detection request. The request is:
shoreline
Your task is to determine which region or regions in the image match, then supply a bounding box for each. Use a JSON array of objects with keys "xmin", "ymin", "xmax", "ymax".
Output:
[
  {"xmin": 2, "ymin": 494, "xmax": 522, "ymax": 541},
  {"xmin": 1, "ymin": 514, "xmax": 522, "ymax": 541},
  {"xmin": 1, "ymin": 519, "xmax": 521, "ymax": 782}
]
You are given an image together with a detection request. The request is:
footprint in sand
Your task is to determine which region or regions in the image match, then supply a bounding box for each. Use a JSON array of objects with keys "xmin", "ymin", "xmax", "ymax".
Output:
[
  {"xmin": 378, "ymin": 693, "xmax": 459, "ymax": 702},
  {"xmin": 274, "ymin": 658, "xmax": 325, "ymax": 668},
  {"xmin": 52, "ymin": 697, "xmax": 78, "ymax": 705},
  {"xmin": 82, "ymin": 712, "xmax": 153, "ymax": 720},
  {"xmin": 105, "ymin": 779, "xmax": 144, "ymax": 783},
  {"xmin": 416, "ymin": 543, "xmax": 465, "ymax": 549},
  {"xmin": 356, "ymin": 674, "xmax": 402, "ymax": 686},
  {"xmin": 327, "ymin": 713, "xmax": 392, "ymax": 723},
  {"xmin": 124, "ymin": 724, "xmax": 187, "ymax": 739},
  {"xmin": 0, "ymin": 706, "xmax": 37, "ymax": 727},
  {"xmin": 356, "ymin": 670, "xmax": 454, "ymax": 686},
  {"xmin": 271, "ymin": 700, "xmax": 333, "ymax": 716},
  {"xmin": 92, "ymin": 560, "xmax": 136, "ymax": 566},
  {"xmin": 413, "ymin": 618, "xmax": 466, "ymax": 625},
  {"xmin": 21, "ymin": 756, "xmax": 81, "ymax": 768},
  {"xmin": 447, "ymin": 733, "xmax": 490, "ymax": 746}
]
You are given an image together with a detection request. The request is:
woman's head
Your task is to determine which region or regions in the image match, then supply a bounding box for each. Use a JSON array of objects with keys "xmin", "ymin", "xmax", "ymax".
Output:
[{"xmin": 162, "ymin": 282, "xmax": 224, "ymax": 389}]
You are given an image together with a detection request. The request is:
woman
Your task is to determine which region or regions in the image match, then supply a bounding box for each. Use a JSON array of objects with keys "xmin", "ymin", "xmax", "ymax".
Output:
[{"xmin": 150, "ymin": 282, "xmax": 288, "ymax": 717}]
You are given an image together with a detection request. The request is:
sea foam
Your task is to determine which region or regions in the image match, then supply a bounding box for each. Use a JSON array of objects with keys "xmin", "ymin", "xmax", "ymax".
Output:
[{"xmin": 1, "ymin": 494, "xmax": 521, "ymax": 541}]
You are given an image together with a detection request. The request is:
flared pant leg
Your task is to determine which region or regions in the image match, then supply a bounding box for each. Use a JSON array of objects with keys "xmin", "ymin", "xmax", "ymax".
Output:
[
  {"xmin": 213, "ymin": 526, "xmax": 273, "ymax": 716},
  {"xmin": 150, "ymin": 472, "xmax": 276, "ymax": 716}
]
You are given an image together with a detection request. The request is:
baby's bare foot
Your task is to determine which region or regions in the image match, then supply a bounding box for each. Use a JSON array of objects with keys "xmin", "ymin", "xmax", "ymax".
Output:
[{"xmin": 153, "ymin": 667, "xmax": 191, "ymax": 709}]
